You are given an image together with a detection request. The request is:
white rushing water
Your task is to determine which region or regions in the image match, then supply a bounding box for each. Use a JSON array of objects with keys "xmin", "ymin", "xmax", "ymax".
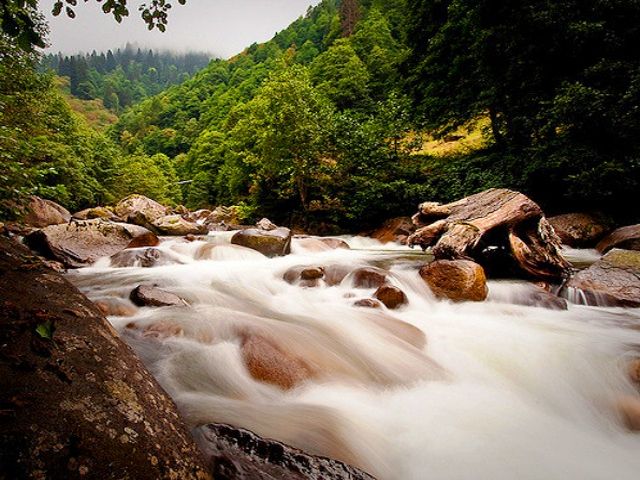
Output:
[{"xmin": 68, "ymin": 234, "xmax": 640, "ymax": 480}]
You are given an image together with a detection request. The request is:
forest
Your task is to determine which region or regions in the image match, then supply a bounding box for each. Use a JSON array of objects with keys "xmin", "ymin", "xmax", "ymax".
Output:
[{"xmin": 2, "ymin": 0, "xmax": 639, "ymax": 231}]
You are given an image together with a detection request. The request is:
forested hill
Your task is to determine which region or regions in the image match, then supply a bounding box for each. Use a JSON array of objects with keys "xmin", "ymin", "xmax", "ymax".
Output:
[{"xmin": 41, "ymin": 46, "xmax": 212, "ymax": 112}]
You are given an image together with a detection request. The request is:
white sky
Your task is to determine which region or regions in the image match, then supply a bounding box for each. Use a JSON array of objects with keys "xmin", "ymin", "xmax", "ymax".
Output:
[{"xmin": 41, "ymin": 0, "xmax": 320, "ymax": 58}]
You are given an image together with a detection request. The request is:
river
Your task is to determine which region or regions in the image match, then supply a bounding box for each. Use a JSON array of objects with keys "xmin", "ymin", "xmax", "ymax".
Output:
[{"xmin": 68, "ymin": 233, "xmax": 640, "ymax": 479}]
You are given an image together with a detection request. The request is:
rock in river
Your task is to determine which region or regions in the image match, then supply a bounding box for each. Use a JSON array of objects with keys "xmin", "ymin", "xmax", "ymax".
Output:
[
  {"xmin": 130, "ymin": 284, "xmax": 188, "ymax": 307},
  {"xmin": 596, "ymin": 224, "xmax": 640, "ymax": 254},
  {"xmin": 419, "ymin": 259, "xmax": 488, "ymax": 302},
  {"xmin": 153, "ymin": 214, "xmax": 208, "ymax": 236},
  {"xmin": 231, "ymin": 227, "xmax": 292, "ymax": 257},
  {"xmin": 548, "ymin": 213, "xmax": 610, "ymax": 247}
]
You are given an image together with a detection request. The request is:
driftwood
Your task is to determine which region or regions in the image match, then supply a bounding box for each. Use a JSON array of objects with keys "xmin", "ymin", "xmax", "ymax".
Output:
[{"xmin": 407, "ymin": 188, "xmax": 571, "ymax": 280}]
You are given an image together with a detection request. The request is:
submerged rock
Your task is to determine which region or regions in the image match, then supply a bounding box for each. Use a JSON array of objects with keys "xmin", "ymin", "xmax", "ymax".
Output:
[
  {"xmin": 25, "ymin": 219, "xmax": 153, "ymax": 268},
  {"xmin": 153, "ymin": 214, "xmax": 208, "ymax": 236},
  {"xmin": 419, "ymin": 259, "xmax": 488, "ymax": 302},
  {"xmin": 564, "ymin": 249, "xmax": 640, "ymax": 307},
  {"xmin": 596, "ymin": 224, "xmax": 640, "ymax": 254},
  {"xmin": 23, "ymin": 195, "xmax": 71, "ymax": 227},
  {"xmin": 374, "ymin": 285, "xmax": 408, "ymax": 309},
  {"xmin": 548, "ymin": 213, "xmax": 610, "ymax": 247},
  {"xmin": 93, "ymin": 297, "xmax": 138, "ymax": 317},
  {"xmin": 130, "ymin": 285, "xmax": 188, "ymax": 307},
  {"xmin": 352, "ymin": 267, "xmax": 388, "ymax": 289},
  {"xmin": 111, "ymin": 247, "xmax": 182, "ymax": 268},
  {"xmin": 194, "ymin": 424, "xmax": 375, "ymax": 480},
  {"xmin": 231, "ymin": 228, "xmax": 292, "ymax": 257},
  {"xmin": 0, "ymin": 237, "xmax": 210, "ymax": 479},
  {"xmin": 353, "ymin": 298, "xmax": 383, "ymax": 309}
]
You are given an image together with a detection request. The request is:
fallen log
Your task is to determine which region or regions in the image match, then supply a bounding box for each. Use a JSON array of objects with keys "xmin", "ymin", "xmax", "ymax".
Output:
[{"xmin": 407, "ymin": 188, "xmax": 571, "ymax": 280}]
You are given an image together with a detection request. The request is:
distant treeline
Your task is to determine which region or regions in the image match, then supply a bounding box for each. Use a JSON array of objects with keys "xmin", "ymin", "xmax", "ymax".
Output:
[{"xmin": 41, "ymin": 46, "xmax": 212, "ymax": 112}]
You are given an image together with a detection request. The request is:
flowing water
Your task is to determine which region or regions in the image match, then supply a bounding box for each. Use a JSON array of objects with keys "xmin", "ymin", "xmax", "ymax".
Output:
[{"xmin": 68, "ymin": 234, "xmax": 640, "ymax": 479}]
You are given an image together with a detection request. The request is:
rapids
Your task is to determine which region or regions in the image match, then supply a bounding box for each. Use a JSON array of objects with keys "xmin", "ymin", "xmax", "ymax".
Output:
[{"xmin": 68, "ymin": 234, "xmax": 640, "ymax": 480}]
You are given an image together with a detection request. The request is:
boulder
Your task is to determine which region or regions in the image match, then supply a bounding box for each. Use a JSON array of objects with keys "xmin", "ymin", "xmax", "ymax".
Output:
[
  {"xmin": 374, "ymin": 285, "xmax": 408, "ymax": 309},
  {"xmin": 353, "ymin": 298, "xmax": 383, "ymax": 309},
  {"xmin": 126, "ymin": 231, "xmax": 160, "ymax": 249},
  {"xmin": 130, "ymin": 285, "xmax": 188, "ymax": 307},
  {"xmin": 511, "ymin": 287, "xmax": 568, "ymax": 310},
  {"xmin": 24, "ymin": 219, "xmax": 153, "ymax": 268},
  {"xmin": 204, "ymin": 206, "xmax": 241, "ymax": 226},
  {"xmin": 548, "ymin": 213, "xmax": 610, "ymax": 247},
  {"xmin": 191, "ymin": 209, "xmax": 212, "ymax": 222},
  {"xmin": 596, "ymin": 224, "xmax": 640, "ymax": 254},
  {"xmin": 319, "ymin": 237, "xmax": 350, "ymax": 250},
  {"xmin": 23, "ymin": 195, "xmax": 71, "ymax": 227},
  {"xmin": 194, "ymin": 424, "xmax": 375, "ymax": 480},
  {"xmin": 0, "ymin": 237, "xmax": 210, "ymax": 479},
  {"xmin": 231, "ymin": 228, "xmax": 292, "ymax": 257},
  {"xmin": 564, "ymin": 249, "xmax": 640, "ymax": 307},
  {"xmin": 153, "ymin": 214, "xmax": 208, "ymax": 236},
  {"xmin": 73, "ymin": 206, "xmax": 119, "ymax": 221},
  {"xmin": 114, "ymin": 194, "xmax": 167, "ymax": 228},
  {"xmin": 93, "ymin": 297, "xmax": 138, "ymax": 317},
  {"xmin": 111, "ymin": 248, "xmax": 183, "ymax": 268},
  {"xmin": 419, "ymin": 259, "xmax": 488, "ymax": 302},
  {"xmin": 241, "ymin": 335, "xmax": 315, "ymax": 390},
  {"xmin": 351, "ymin": 267, "xmax": 388, "ymax": 289},
  {"xmin": 256, "ymin": 217, "xmax": 278, "ymax": 231},
  {"xmin": 370, "ymin": 217, "xmax": 415, "ymax": 244}
]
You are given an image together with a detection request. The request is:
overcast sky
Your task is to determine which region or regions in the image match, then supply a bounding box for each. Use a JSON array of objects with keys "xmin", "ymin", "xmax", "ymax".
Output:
[{"xmin": 42, "ymin": 0, "xmax": 320, "ymax": 58}]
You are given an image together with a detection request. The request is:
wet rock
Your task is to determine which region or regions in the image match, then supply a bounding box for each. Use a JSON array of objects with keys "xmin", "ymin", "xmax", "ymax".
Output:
[
  {"xmin": 241, "ymin": 335, "xmax": 315, "ymax": 390},
  {"xmin": 126, "ymin": 231, "xmax": 160, "ymax": 249},
  {"xmin": 511, "ymin": 287, "xmax": 568, "ymax": 310},
  {"xmin": 23, "ymin": 195, "xmax": 71, "ymax": 227},
  {"xmin": 419, "ymin": 259, "xmax": 488, "ymax": 302},
  {"xmin": 256, "ymin": 217, "xmax": 278, "ymax": 231},
  {"xmin": 196, "ymin": 243, "xmax": 265, "ymax": 261},
  {"xmin": 548, "ymin": 213, "xmax": 610, "ymax": 247},
  {"xmin": 194, "ymin": 424, "xmax": 375, "ymax": 480},
  {"xmin": 352, "ymin": 267, "xmax": 388, "ymax": 289},
  {"xmin": 353, "ymin": 298, "xmax": 383, "ymax": 309},
  {"xmin": 324, "ymin": 264, "xmax": 353, "ymax": 286},
  {"xmin": 319, "ymin": 237, "xmax": 350, "ymax": 250},
  {"xmin": 292, "ymin": 237, "xmax": 349, "ymax": 252},
  {"xmin": 153, "ymin": 214, "xmax": 208, "ymax": 236},
  {"xmin": 111, "ymin": 248, "xmax": 182, "ymax": 268},
  {"xmin": 130, "ymin": 285, "xmax": 187, "ymax": 307},
  {"xmin": 369, "ymin": 217, "xmax": 415, "ymax": 244},
  {"xmin": 73, "ymin": 206, "xmax": 119, "ymax": 221},
  {"xmin": 617, "ymin": 395, "xmax": 640, "ymax": 431},
  {"xmin": 564, "ymin": 249, "xmax": 640, "ymax": 307},
  {"xmin": 24, "ymin": 219, "xmax": 153, "ymax": 268},
  {"xmin": 0, "ymin": 237, "xmax": 210, "ymax": 480},
  {"xmin": 301, "ymin": 267, "xmax": 325, "ymax": 281},
  {"xmin": 596, "ymin": 224, "xmax": 640, "ymax": 254},
  {"xmin": 93, "ymin": 297, "xmax": 138, "ymax": 317},
  {"xmin": 374, "ymin": 285, "xmax": 408, "ymax": 309},
  {"xmin": 231, "ymin": 228, "xmax": 292, "ymax": 257},
  {"xmin": 114, "ymin": 194, "xmax": 167, "ymax": 229}
]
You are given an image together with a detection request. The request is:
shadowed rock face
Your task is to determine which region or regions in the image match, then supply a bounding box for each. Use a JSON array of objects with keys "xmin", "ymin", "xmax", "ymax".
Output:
[
  {"xmin": 193, "ymin": 424, "xmax": 376, "ymax": 480},
  {"xmin": 0, "ymin": 237, "xmax": 211, "ymax": 480}
]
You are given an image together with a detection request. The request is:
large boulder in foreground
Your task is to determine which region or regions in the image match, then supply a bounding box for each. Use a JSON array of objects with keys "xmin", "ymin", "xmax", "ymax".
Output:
[
  {"xmin": 408, "ymin": 188, "xmax": 570, "ymax": 280},
  {"xmin": 25, "ymin": 219, "xmax": 152, "ymax": 268},
  {"xmin": 153, "ymin": 214, "xmax": 208, "ymax": 236},
  {"xmin": 548, "ymin": 213, "xmax": 610, "ymax": 247},
  {"xmin": 194, "ymin": 424, "xmax": 375, "ymax": 480},
  {"xmin": 596, "ymin": 224, "xmax": 640, "ymax": 254},
  {"xmin": 369, "ymin": 217, "xmax": 415, "ymax": 244},
  {"xmin": 419, "ymin": 259, "xmax": 488, "ymax": 302},
  {"xmin": 22, "ymin": 195, "xmax": 71, "ymax": 227},
  {"xmin": 114, "ymin": 194, "xmax": 167, "ymax": 229},
  {"xmin": 0, "ymin": 237, "xmax": 210, "ymax": 480},
  {"xmin": 231, "ymin": 228, "xmax": 292, "ymax": 257},
  {"xmin": 564, "ymin": 249, "xmax": 640, "ymax": 307}
]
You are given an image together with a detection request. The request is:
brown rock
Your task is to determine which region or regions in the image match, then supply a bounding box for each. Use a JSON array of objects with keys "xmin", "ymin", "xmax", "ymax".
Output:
[
  {"xmin": 231, "ymin": 228, "xmax": 292, "ymax": 257},
  {"xmin": 548, "ymin": 213, "xmax": 610, "ymax": 247},
  {"xmin": 24, "ymin": 219, "xmax": 153, "ymax": 268},
  {"xmin": 153, "ymin": 214, "xmax": 208, "ymax": 236},
  {"xmin": 73, "ymin": 206, "xmax": 119, "ymax": 221},
  {"xmin": 22, "ymin": 195, "xmax": 71, "ymax": 227},
  {"xmin": 564, "ymin": 249, "xmax": 640, "ymax": 307},
  {"xmin": 353, "ymin": 298, "xmax": 383, "ymax": 309},
  {"xmin": 511, "ymin": 288, "xmax": 568, "ymax": 310},
  {"xmin": 596, "ymin": 224, "xmax": 640, "ymax": 254},
  {"xmin": 111, "ymin": 248, "xmax": 182, "ymax": 268},
  {"xmin": 93, "ymin": 297, "xmax": 138, "ymax": 317},
  {"xmin": 126, "ymin": 231, "xmax": 160, "ymax": 249},
  {"xmin": 114, "ymin": 194, "xmax": 167, "ymax": 228},
  {"xmin": 419, "ymin": 260, "xmax": 488, "ymax": 302},
  {"xmin": 352, "ymin": 267, "xmax": 388, "ymax": 289},
  {"xmin": 319, "ymin": 237, "xmax": 350, "ymax": 249},
  {"xmin": 628, "ymin": 359, "xmax": 640, "ymax": 385},
  {"xmin": 256, "ymin": 217, "xmax": 278, "ymax": 231},
  {"xmin": 301, "ymin": 267, "xmax": 325, "ymax": 280},
  {"xmin": 617, "ymin": 395, "xmax": 640, "ymax": 431},
  {"xmin": 204, "ymin": 206, "xmax": 241, "ymax": 226},
  {"xmin": 130, "ymin": 285, "xmax": 187, "ymax": 307},
  {"xmin": 241, "ymin": 335, "xmax": 314, "ymax": 390},
  {"xmin": 374, "ymin": 285, "xmax": 408, "ymax": 309},
  {"xmin": 370, "ymin": 217, "xmax": 415, "ymax": 244},
  {"xmin": 0, "ymin": 237, "xmax": 210, "ymax": 480}
]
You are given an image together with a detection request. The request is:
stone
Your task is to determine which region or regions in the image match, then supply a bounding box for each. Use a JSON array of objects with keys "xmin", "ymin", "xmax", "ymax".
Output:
[
  {"xmin": 114, "ymin": 194, "xmax": 167, "ymax": 228},
  {"xmin": 353, "ymin": 299, "xmax": 383, "ymax": 309},
  {"xmin": 548, "ymin": 213, "xmax": 610, "ymax": 247},
  {"xmin": 241, "ymin": 335, "xmax": 315, "ymax": 390},
  {"xmin": 351, "ymin": 267, "xmax": 388, "ymax": 289},
  {"xmin": 564, "ymin": 249, "xmax": 640, "ymax": 307},
  {"xmin": 204, "ymin": 206, "xmax": 241, "ymax": 225},
  {"xmin": 194, "ymin": 424, "xmax": 375, "ymax": 480},
  {"xmin": 511, "ymin": 287, "xmax": 568, "ymax": 310},
  {"xmin": 93, "ymin": 297, "xmax": 138, "ymax": 317},
  {"xmin": 369, "ymin": 217, "xmax": 415, "ymax": 244},
  {"xmin": 73, "ymin": 206, "xmax": 119, "ymax": 221},
  {"xmin": 256, "ymin": 217, "xmax": 278, "ymax": 231},
  {"xmin": 419, "ymin": 259, "xmax": 488, "ymax": 302},
  {"xmin": 110, "ymin": 248, "xmax": 182, "ymax": 268},
  {"xmin": 301, "ymin": 267, "xmax": 325, "ymax": 281},
  {"xmin": 22, "ymin": 195, "xmax": 71, "ymax": 227},
  {"xmin": 24, "ymin": 219, "xmax": 153, "ymax": 268},
  {"xmin": 323, "ymin": 264, "xmax": 353, "ymax": 286},
  {"xmin": 374, "ymin": 285, "xmax": 408, "ymax": 309},
  {"xmin": 153, "ymin": 214, "xmax": 208, "ymax": 236},
  {"xmin": 0, "ymin": 237, "xmax": 210, "ymax": 480},
  {"xmin": 319, "ymin": 237, "xmax": 350, "ymax": 250},
  {"xmin": 126, "ymin": 231, "xmax": 160, "ymax": 249},
  {"xmin": 231, "ymin": 228, "xmax": 292, "ymax": 257},
  {"xmin": 130, "ymin": 285, "xmax": 187, "ymax": 307},
  {"xmin": 617, "ymin": 395, "xmax": 640, "ymax": 432},
  {"xmin": 596, "ymin": 224, "xmax": 640, "ymax": 254}
]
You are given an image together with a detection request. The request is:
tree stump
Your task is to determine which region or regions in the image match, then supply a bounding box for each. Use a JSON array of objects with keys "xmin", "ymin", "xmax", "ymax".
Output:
[{"xmin": 407, "ymin": 188, "xmax": 571, "ymax": 280}]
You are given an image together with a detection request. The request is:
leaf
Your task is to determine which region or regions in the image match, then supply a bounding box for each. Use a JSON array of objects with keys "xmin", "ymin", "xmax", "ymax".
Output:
[{"xmin": 35, "ymin": 320, "xmax": 54, "ymax": 340}]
